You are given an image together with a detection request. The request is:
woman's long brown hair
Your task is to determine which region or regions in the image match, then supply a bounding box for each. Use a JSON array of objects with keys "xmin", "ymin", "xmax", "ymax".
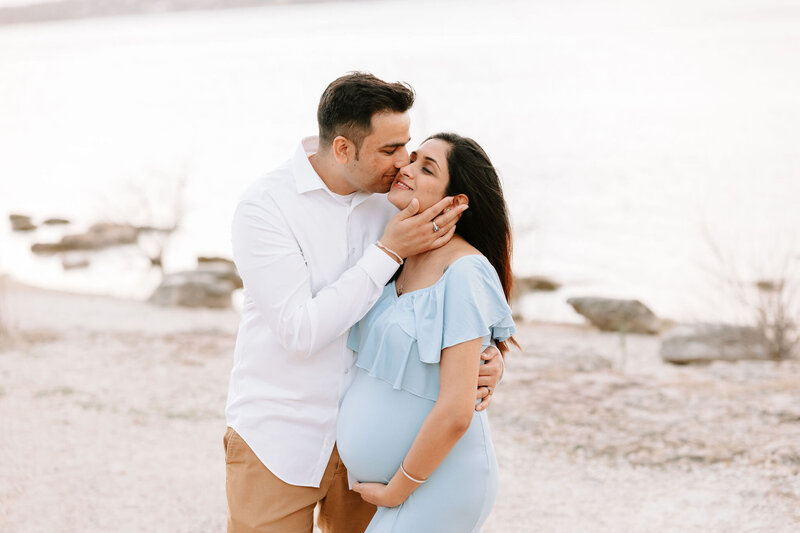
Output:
[{"xmin": 429, "ymin": 132, "xmax": 519, "ymax": 354}]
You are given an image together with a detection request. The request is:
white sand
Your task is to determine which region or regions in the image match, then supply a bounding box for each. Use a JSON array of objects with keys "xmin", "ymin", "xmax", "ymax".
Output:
[{"xmin": 1, "ymin": 279, "xmax": 798, "ymax": 532}]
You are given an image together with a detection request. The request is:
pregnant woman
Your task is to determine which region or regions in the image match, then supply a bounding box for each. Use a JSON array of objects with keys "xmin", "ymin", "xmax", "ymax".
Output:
[{"xmin": 336, "ymin": 133, "xmax": 517, "ymax": 532}]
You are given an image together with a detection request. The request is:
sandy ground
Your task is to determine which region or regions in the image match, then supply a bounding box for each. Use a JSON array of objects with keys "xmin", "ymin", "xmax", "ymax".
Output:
[{"xmin": 1, "ymin": 278, "xmax": 799, "ymax": 532}]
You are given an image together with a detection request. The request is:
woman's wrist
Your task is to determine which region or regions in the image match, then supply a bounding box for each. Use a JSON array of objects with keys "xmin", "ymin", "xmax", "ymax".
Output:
[{"xmin": 385, "ymin": 468, "xmax": 419, "ymax": 505}]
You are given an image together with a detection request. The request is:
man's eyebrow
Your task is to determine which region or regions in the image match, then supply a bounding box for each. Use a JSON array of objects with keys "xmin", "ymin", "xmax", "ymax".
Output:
[{"xmin": 380, "ymin": 138, "xmax": 411, "ymax": 149}]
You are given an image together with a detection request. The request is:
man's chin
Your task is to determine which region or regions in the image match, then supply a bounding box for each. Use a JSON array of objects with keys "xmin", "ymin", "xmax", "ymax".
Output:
[{"xmin": 372, "ymin": 177, "xmax": 395, "ymax": 194}]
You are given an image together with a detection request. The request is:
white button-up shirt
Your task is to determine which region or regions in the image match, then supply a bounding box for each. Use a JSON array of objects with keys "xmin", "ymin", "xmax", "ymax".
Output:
[{"xmin": 226, "ymin": 137, "xmax": 399, "ymax": 487}]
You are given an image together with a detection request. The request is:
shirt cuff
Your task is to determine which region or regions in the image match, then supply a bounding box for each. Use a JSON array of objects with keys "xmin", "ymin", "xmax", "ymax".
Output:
[
  {"xmin": 358, "ymin": 243, "xmax": 401, "ymax": 287},
  {"xmin": 497, "ymin": 349, "xmax": 506, "ymax": 385}
]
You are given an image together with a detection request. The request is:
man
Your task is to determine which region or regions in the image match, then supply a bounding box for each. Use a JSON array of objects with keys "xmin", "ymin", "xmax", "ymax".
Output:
[{"xmin": 225, "ymin": 72, "xmax": 504, "ymax": 533}]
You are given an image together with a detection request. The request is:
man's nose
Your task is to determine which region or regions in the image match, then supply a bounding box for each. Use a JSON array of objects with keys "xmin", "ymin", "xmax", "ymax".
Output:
[{"xmin": 394, "ymin": 147, "xmax": 410, "ymax": 167}]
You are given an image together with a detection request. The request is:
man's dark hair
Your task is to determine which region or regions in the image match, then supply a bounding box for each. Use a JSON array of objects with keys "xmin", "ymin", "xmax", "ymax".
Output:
[{"xmin": 317, "ymin": 72, "xmax": 415, "ymax": 157}]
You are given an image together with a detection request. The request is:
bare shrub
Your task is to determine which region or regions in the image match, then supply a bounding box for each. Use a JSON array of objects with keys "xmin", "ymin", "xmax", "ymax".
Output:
[
  {"xmin": 100, "ymin": 168, "xmax": 188, "ymax": 276},
  {"xmin": 700, "ymin": 228, "xmax": 799, "ymax": 360}
]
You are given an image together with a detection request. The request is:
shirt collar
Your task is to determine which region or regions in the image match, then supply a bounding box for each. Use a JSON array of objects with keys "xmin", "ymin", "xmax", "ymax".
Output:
[
  {"xmin": 293, "ymin": 136, "xmax": 327, "ymax": 194},
  {"xmin": 292, "ymin": 136, "xmax": 374, "ymax": 208}
]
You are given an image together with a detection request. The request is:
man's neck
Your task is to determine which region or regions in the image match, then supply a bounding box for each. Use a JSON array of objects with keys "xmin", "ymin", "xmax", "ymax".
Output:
[{"xmin": 308, "ymin": 151, "xmax": 358, "ymax": 195}]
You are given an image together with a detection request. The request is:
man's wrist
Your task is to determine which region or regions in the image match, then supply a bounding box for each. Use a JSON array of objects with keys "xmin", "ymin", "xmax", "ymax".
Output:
[{"xmin": 375, "ymin": 241, "xmax": 403, "ymax": 265}]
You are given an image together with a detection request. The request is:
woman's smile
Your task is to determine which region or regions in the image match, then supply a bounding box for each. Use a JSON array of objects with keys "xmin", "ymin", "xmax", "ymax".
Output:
[{"xmin": 392, "ymin": 178, "xmax": 414, "ymax": 190}]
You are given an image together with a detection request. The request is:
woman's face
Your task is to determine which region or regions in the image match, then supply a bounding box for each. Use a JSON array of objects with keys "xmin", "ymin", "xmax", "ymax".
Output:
[{"xmin": 387, "ymin": 138, "xmax": 451, "ymax": 212}]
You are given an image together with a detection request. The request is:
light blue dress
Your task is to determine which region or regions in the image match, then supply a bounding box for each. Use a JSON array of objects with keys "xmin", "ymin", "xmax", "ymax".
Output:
[{"xmin": 337, "ymin": 254, "xmax": 516, "ymax": 533}]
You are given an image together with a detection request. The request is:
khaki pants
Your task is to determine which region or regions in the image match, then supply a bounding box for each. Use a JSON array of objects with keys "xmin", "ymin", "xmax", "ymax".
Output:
[{"xmin": 224, "ymin": 427, "xmax": 376, "ymax": 533}]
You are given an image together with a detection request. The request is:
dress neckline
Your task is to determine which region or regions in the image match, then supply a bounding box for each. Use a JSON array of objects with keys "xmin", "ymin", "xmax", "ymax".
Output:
[{"xmin": 391, "ymin": 254, "xmax": 486, "ymax": 299}]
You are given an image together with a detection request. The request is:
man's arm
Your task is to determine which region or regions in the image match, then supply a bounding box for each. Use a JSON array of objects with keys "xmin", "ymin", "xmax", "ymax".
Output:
[
  {"xmin": 232, "ymin": 196, "xmax": 398, "ymax": 358},
  {"xmin": 232, "ymin": 194, "xmax": 466, "ymax": 358}
]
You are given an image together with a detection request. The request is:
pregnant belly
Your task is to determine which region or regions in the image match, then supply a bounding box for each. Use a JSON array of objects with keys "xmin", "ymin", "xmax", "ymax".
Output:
[{"xmin": 337, "ymin": 369, "xmax": 434, "ymax": 484}]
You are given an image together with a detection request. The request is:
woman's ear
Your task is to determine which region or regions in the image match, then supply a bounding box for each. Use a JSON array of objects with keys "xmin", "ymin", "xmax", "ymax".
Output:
[
  {"xmin": 332, "ymin": 136, "xmax": 354, "ymax": 164},
  {"xmin": 452, "ymin": 194, "xmax": 469, "ymax": 208}
]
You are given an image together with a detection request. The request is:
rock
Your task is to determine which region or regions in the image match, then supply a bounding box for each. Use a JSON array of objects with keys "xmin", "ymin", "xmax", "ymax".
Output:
[
  {"xmin": 43, "ymin": 217, "xmax": 71, "ymax": 225},
  {"xmin": 514, "ymin": 275, "xmax": 561, "ymax": 294},
  {"xmin": 196, "ymin": 256, "xmax": 242, "ymax": 289},
  {"xmin": 60, "ymin": 223, "xmax": 139, "ymax": 250},
  {"xmin": 9, "ymin": 214, "xmax": 36, "ymax": 232},
  {"xmin": 197, "ymin": 256, "xmax": 234, "ymax": 266},
  {"xmin": 31, "ymin": 222, "xmax": 139, "ymax": 254},
  {"xmin": 755, "ymin": 279, "xmax": 781, "ymax": 292},
  {"xmin": 31, "ymin": 242, "xmax": 65, "ymax": 255},
  {"xmin": 62, "ymin": 255, "xmax": 90, "ymax": 270},
  {"xmin": 660, "ymin": 324, "xmax": 771, "ymax": 364},
  {"xmin": 567, "ymin": 297, "xmax": 661, "ymax": 334},
  {"xmin": 148, "ymin": 271, "xmax": 235, "ymax": 308}
]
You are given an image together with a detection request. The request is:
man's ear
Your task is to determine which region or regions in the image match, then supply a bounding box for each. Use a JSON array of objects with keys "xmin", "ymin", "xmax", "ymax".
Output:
[{"xmin": 332, "ymin": 136, "xmax": 354, "ymax": 164}]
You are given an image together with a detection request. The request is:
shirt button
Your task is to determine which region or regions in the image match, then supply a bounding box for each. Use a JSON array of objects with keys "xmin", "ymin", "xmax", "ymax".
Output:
[
  {"xmin": 350, "ymin": 248, "xmax": 356, "ymax": 254},
  {"xmin": 344, "ymin": 368, "xmax": 350, "ymax": 374}
]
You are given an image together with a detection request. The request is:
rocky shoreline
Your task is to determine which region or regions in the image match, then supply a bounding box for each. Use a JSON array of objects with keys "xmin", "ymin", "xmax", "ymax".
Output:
[{"xmin": 0, "ymin": 279, "xmax": 798, "ymax": 531}]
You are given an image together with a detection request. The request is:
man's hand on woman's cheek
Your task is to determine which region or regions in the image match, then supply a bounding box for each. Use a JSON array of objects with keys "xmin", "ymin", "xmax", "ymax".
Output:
[{"xmin": 379, "ymin": 197, "xmax": 468, "ymax": 259}]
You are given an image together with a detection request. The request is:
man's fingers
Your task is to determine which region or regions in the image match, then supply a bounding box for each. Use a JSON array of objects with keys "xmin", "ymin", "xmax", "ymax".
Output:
[
  {"xmin": 397, "ymin": 198, "xmax": 420, "ymax": 220},
  {"xmin": 481, "ymin": 345, "xmax": 501, "ymax": 360},
  {"xmin": 433, "ymin": 203, "xmax": 468, "ymax": 228},
  {"xmin": 478, "ymin": 375, "xmax": 495, "ymax": 388},
  {"xmin": 430, "ymin": 225, "xmax": 456, "ymax": 249},
  {"xmin": 476, "ymin": 386, "xmax": 491, "ymax": 400},
  {"xmin": 476, "ymin": 395, "xmax": 493, "ymax": 411},
  {"xmin": 419, "ymin": 196, "xmax": 454, "ymax": 221},
  {"xmin": 478, "ymin": 365, "xmax": 500, "ymax": 381}
]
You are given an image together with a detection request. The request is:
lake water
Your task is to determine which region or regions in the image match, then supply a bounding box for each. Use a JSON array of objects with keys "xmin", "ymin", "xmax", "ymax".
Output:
[{"xmin": 1, "ymin": 0, "xmax": 798, "ymax": 323}]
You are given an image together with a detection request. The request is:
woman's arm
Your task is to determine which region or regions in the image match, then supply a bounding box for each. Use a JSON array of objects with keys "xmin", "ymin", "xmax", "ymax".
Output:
[{"xmin": 352, "ymin": 337, "xmax": 483, "ymax": 507}]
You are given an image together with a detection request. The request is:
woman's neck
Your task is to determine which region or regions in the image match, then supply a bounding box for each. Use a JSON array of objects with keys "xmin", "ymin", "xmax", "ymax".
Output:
[{"xmin": 405, "ymin": 236, "xmax": 465, "ymax": 268}]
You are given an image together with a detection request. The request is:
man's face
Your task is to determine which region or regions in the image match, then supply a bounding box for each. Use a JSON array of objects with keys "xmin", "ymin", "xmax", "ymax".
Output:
[{"xmin": 345, "ymin": 111, "xmax": 411, "ymax": 194}]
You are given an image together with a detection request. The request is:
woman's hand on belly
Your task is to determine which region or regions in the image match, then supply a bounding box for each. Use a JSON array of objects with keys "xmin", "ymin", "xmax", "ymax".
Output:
[{"xmin": 352, "ymin": 478, "xmax": 413, "ymax": 508}]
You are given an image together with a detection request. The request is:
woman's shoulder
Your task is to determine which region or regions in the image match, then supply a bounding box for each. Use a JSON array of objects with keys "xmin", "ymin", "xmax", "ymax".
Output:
[
  {"xmin": 443, "ymin": 245, "xmax": 492, "ymax": 277},
  {"xmin": 435, "ymin": 238, "xmax": 485, "ymax": 272},
  {"xmin": 441, "ymin": 254, "xmax": 502, "ymax": 297}
]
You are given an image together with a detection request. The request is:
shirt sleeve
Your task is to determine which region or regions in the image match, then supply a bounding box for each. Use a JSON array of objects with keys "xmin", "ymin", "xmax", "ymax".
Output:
[{"xmin": 231, "ymin": 195, "xmax": 399, "ymax": 358}]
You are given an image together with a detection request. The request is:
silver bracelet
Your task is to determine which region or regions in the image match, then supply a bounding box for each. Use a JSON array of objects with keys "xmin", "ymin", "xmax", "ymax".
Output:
[
  {"xmin": 400, "ymin": 462, "xmax": 426, "ymax": 484},
  {"xmin": 376, "ymin": 240, "xmax": 403, "ymax": 265}
]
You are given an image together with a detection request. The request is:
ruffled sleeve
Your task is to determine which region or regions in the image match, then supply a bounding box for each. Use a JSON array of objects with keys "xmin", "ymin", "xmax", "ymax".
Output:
[
  {"xmin": 349, "ymin": 255, "xmax": 515, "ymax": 401},
  {"xmin": 440, "ymin": 255, "xmax": 516, "ymax": 351}
]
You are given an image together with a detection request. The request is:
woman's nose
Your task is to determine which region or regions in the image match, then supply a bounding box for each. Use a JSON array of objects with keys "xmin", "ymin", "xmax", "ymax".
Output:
[{"xmin": 398, "ymin": 163, "xmax": 413, "ymax": 179}]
